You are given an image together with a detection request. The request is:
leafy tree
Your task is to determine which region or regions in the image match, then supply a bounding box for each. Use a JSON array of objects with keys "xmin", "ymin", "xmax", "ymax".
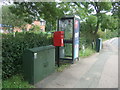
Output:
[
  {"xmin": 112, "ymin": 2, "xmax": 120, "ymax": 18},
  {"xmin": 112, "ymin": 2, "xmax": 120, "ymax": 35},
  {"xmin": 9, "ymin": 2, "xmax": 90, "ymax": 31},
  {"xmin": 9, "ymin": 2, "xmax": 65, "ymax": 29},
  {"xmin": 76, "ymin": 2, "xmax": 113, "ymax": 34},
  {"xmin": 2, "ymin": 5, "xmax": 27, "ymax": 30},
  {"xmin": 8, "ymin": 2, "xmax": 118, "ymax": 36},
  {"xmin": 101, "ymin": 14, "xmax": 118, "ymax": 31},
  {"xmin": 9, "ymin": 2, "xmax": 89, "ymax": 30},
  {"xmin": 58, "ymin": 2, "xmax": 89, "ymax": 20}
]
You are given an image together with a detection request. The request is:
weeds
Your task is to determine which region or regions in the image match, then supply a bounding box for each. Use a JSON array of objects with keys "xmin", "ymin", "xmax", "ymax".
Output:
[{"xmin": 2, "ymin": 74, "xmax": 34, "ymax": 88}]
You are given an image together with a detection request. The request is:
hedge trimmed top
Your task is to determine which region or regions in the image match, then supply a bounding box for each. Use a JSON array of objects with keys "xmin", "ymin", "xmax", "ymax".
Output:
[{"xmin": 2, "ymin": 32, "xmax": 52, "ymax": 79}]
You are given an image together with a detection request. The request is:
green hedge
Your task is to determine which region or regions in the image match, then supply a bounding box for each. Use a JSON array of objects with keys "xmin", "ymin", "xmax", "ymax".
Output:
[
  {"xmin": 80, "ymin": 29, "xmax": 118, "ymax": 50},
  {"xmin": 2, "ymin": 32, "xmax": 52, "ymax": 79}
]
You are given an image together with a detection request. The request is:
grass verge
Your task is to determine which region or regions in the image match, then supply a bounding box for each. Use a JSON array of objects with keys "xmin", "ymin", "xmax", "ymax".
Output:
[
  {"xmin": 2, "ymin": 74, "xmax": 34, "ymax": 88},
  {"xmin": 56, "ymin": 47, "xmax": 96, "ymax": 72},
  {"xmin": 79, "ymin": 47, "xmax": 96, "ymax": 58},
  {"xmin": 56, "ymin": 63, "xmax": 71, "ymax": 72}
]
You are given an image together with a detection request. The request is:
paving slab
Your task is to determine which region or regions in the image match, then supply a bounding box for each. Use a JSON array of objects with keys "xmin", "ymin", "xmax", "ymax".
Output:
[{"xmin": 35, "ymin": 38, "xmax": 118, "ymax": 88}]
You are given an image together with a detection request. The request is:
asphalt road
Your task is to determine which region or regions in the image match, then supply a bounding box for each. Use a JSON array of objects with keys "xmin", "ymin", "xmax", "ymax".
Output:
[{"xmin": 35, "ymin": 37, "xmax": 118, "ymax": 88}]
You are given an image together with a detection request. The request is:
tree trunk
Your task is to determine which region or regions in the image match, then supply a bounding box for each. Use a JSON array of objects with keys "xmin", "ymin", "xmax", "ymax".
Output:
[
  {"xmin": 93, "ymin": 17, "xmax": 100, "ymax": 47},
  {"xmin": 94, "ymin": 19, "xmax": 99, "ymax": 35},
  {"xmin": 93, "ymin": 2, "xmax": 100, "ymax": 35}
]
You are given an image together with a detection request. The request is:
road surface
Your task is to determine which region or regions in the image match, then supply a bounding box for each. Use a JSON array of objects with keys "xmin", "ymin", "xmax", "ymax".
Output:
[{"xmin": 35, "ymin": 37, "xmax": 118, "ymax": 88}]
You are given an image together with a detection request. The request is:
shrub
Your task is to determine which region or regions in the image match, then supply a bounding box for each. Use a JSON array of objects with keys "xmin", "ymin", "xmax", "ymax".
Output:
[
  {"xmin": 2, "ymin": 32, "xmax": 52, "ymax": 79},
  {"xmin": 105, "ymin": 30, "xmax": 118, "ymax": 39},
  {"xmin": 2, "ymin": 74, "xmax": 34, "ymax": 88},
  {"xmin": 30, "ymin": 25, "xmax": 41, "ymax": 32},
  {"xmin": 80, "ymin": 31, "xmax": 95, "ymax": 49},
  {"xmin": 97, "ymin": 30, "xmax": 106, "ymax": 39},
  {"xmin": 79, "ymin": 47, "xmax": 95, "ymax": 58}
]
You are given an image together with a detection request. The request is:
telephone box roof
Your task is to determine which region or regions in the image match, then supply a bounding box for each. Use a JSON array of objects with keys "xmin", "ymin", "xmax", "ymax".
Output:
[{"xmin": 60, "ymin": 15, "xmax": 80, "ymax": 20}]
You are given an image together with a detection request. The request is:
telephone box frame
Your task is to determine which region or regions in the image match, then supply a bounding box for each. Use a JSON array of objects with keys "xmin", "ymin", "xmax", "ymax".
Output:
[{"xmin": 56, "ymin": 15, "xmax": 80, "ymax": 66}]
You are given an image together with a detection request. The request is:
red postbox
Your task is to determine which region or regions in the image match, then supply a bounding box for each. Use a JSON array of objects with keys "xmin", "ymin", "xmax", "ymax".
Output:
[{"xmin": 53, "ymin": 31, "xmax": 64, "ymax": 46}]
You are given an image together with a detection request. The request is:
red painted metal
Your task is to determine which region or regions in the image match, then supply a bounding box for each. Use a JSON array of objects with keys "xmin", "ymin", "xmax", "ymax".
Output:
[{"xmin": 53, "ymin": 31, "xmax": 64, "ymax": 46}]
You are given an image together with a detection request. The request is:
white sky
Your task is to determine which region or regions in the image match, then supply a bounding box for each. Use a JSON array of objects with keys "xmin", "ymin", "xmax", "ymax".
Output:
[
  {"xmin": 55, "ymin": 0, "xmax": 62, "ymax": 2},
  {"xmin": 106, "ymin": 12, "xmax": 112, "ymax": 15}
]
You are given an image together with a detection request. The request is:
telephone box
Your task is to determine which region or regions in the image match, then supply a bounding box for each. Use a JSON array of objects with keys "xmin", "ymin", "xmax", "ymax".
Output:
[
  {"xmin": 53, "ymin": 31, "xmax": 64, "ymax": 47},
  {"xmin": 55, "ymin": 15, "xmax": 80, "ymax": 66}
]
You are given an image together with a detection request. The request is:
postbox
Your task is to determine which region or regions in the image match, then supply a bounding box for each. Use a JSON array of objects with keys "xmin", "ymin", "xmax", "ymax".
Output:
[{"xmin": 53, "ymin": 31, "xmax": 64, "ymax": 46}]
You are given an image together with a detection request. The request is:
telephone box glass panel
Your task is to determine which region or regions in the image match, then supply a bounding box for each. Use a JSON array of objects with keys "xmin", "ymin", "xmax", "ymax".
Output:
[{"xmin": 59, "ymin": 19, "xmax": 73, "ymax": 40}]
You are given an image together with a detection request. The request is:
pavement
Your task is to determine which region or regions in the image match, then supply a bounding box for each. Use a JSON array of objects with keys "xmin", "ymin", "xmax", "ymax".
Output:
[{"xmin": 35, "ymin": 37, "xmax": 118, "ymax": 88}]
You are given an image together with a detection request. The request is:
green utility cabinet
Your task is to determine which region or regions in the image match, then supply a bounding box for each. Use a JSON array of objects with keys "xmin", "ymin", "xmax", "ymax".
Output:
[
  {"xmin": 23, "ymin": 45, "xmax": 55, "ymax": 84},
  {"xmin": 96, "ymin": 38, "xmax": 102, "ymax": 52}
]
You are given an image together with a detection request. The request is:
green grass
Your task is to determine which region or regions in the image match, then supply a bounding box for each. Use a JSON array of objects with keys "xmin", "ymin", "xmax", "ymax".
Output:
[
  {"xmin": 56, "ymin": 47, "xmax": 96, "ymax": 72},
  {"xmin": 56, "ymin": 63, "xmax": 71, "ymax": 72},
  {"xmin": 102, "ymin": 38, "xmax": 110, "ymax": 41},
  {"xmin": 79, "ymin": 47, "xmax": 96, "ymax": 58},
  {"xmin": 2, "ymin": 74, "xmax": 35, "ymax": 88}
]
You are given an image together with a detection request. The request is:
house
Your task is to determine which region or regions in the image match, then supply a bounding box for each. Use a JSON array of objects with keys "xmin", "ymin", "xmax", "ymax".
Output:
[
  {"xmin": 0, "ymin": 24, "xmax": 13, "ymax": 33},
  {"xmin": 0, "ymin": 19, "xmax": 46, "ymax": 33},
  {"xmin": 14, "ymin": 27, "xmax": 22, "ymax": 32},
  {"xmin": 39, "ymin": 19, "xmax": 46, "ymax": 32},
  {"xmin": 26, "ymin": 19, "xmax": 46, "ymax": 32}
]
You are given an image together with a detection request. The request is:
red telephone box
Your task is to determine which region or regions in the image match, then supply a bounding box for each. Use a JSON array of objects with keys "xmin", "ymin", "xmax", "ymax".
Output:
[{"xmin": 53, "ymin": 31, "xmax": 64, "ymax": 46}]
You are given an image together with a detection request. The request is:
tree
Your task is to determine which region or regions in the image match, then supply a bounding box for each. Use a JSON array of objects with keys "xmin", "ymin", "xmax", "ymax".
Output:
[
  {"xmin": 9, "ymin": 2, "xmax": 118, "ymax": 35},
  {"xmin": 112, "ymin": 2, "xmax": 120, "ymax": 35},
  {"xmin": 112, "ymin": 2, "xmax": 120, "ymax": 18},
  {"xmin": 101, "ymin": 14, "xmax": 118, "ymax": 31},
  {"xmin": 75, "ymin": 2, "xmax": 113, "ymax": 34},
  {"xmin": 74, "ymin": 2, "xmax": 119, "ymax": 46},
  {"xmin": 9, "ymin": 2, "xmax": 90, "ymax": 31},
  {"xmin": 2, "ymin": 5, "xmax": 27, "ymax": 30},
  {"xmin": 9, "ymin": 2, "xmax": 66, "ymax": 29}
]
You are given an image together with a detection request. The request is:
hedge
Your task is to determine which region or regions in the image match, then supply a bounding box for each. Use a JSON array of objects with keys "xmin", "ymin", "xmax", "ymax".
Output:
[{"xmin": 2, "ymin": 32, "xmax": 52, "ymax": 79}]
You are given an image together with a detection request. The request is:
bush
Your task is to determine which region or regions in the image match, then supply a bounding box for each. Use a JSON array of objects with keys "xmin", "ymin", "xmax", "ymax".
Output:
[
  {"xmin": 2, "ymin": 74, "xmax": 34, "ymax": 88},
  {"xmin": 2, "ymin": 32, "xmax": 52, "ymax": 79},
  {"xmin": 97, "ymin": 30, "xmax": 106, "ymax": 39},
  {"xmin": 30, "ymin": 25, "xmax": 40, "ymax": 32},
  {"xmin": 105, "ymin": 30, "xmax": 118, "ymax": 39},
  {"xmin": 80, "ymin": 31, "xmax": 95, "ymax": 49},
  {"xmin": 79, "ymin": 47, "xmax": 95, "ymax": 58}
]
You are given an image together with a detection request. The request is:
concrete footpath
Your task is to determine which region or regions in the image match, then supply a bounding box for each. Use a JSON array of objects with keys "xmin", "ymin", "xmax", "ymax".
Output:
[{"xmin": 35, "ymin": 38, "xmax": 118, "ymax": 88}]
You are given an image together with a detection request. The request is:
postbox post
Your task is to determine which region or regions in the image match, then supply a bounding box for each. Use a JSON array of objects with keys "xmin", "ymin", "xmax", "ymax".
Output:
[{"xmin": 53, "ymin": 31, "xmax": 64, "ymax": 67}]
